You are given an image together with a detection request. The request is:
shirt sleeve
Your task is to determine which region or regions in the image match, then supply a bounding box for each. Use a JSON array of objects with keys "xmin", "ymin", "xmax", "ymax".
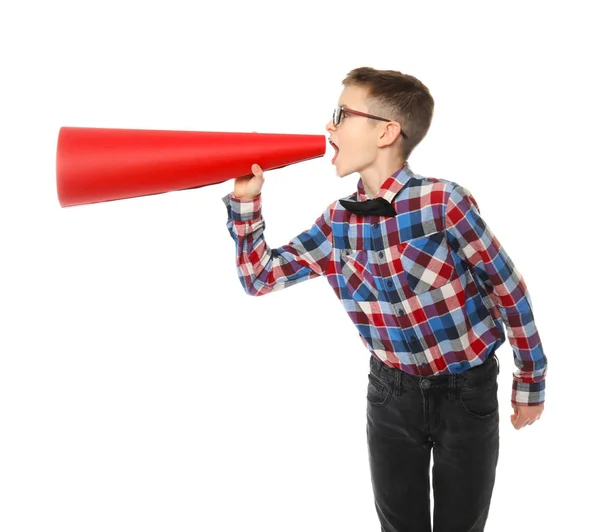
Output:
[
  {"xmin": 444, "ymin": 184, "xmax": 547, "ymax": 406},
  {"xmin": 222, "ymin": 192, "xmax": 334, "ymax": 296}
]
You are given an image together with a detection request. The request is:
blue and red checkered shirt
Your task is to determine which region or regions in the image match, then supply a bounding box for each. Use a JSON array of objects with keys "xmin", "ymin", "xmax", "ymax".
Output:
[{"xmin": 222, "ymin": 162, "xmax": 547, "ymax": 406}]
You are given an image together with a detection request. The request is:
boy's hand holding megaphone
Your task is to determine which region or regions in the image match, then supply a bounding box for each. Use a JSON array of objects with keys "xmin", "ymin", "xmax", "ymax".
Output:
[{"xmin": 234, "ymin": 163, "xmax": 264, "ymax": 200}]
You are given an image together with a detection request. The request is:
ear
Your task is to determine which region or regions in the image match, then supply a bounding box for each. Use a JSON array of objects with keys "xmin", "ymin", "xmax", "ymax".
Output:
[{"xmin": 377, "ymin": 121, "xmax": 402, "ymax": 148}]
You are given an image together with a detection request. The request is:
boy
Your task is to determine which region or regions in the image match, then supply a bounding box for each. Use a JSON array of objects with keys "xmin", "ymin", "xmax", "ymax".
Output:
[{"xmin": 222, "ymin": 67, "xmax": 547, "ymax": 532}]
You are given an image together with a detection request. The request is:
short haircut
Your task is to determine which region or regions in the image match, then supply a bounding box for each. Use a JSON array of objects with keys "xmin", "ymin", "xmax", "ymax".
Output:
[{"xmin": 342, "ymin": 66, "xmax": 435, "ymax": 160}]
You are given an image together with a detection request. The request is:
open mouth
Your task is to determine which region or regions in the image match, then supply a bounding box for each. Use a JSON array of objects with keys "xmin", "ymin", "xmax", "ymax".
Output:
[{"xmin": 329, "ymin": 140, "xmax": 339, "ymax": 164}]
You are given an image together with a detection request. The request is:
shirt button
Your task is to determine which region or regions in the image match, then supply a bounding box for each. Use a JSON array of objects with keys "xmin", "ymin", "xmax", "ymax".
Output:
[
  {"xmin": 387, "ymin": 281, "xmax": 393, "ymax": 287},
  {"xmin": 396, "ymin": 308, "xmax": 404, "ymax": 316},
  {"xmin": 373, "ymin": 223, "xmax": 379, "ymax": 229},
  {"xmin": 378, "ymin": 251, "xmax": 384, "ymax": 258}
]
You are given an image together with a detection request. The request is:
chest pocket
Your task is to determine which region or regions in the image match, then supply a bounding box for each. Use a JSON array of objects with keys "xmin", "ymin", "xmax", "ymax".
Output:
[
  {"xmin": 399, "ymin": 230, "xmax": 456, "ymax": 295},
  {"xmin": 340, "ymin": 249, "xmax": 379, "ymax": 302}
]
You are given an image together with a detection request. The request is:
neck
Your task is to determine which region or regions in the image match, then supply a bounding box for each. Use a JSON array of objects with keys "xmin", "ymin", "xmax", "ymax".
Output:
[{"xmin": 360, "ymin": 157, "xmax": 406, "ymax": 198}]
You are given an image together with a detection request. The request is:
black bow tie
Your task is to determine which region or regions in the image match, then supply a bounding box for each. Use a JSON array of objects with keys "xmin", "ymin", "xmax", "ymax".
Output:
[{"xmin": 339, "ymin": 197, "xmax": 397, "ymax": 217}]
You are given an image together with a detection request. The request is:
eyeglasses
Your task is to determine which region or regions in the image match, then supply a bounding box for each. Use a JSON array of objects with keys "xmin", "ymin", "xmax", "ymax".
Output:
[{"xmin": 332, "ymin": 105, "xmax": 408, "ymax": 139}]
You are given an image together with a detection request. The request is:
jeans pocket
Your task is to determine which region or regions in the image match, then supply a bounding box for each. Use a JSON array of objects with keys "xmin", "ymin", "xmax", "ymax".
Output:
[
  {"xmin": 341, "ymin": 249, "xmax": 379, "ymax": 302},
  {"xmin": 399, "ymin": 230, "xmax": 456, "ymax": 295},
  {"xmin": 457, "ymin": 379, "xmax": 499, "ymax": 419},
  {"xmin": 367, "ymin": 373, "xmax": 393, "ymax": 407}
]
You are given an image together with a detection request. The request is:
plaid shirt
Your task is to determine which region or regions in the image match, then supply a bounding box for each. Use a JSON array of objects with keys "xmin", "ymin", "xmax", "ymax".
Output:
[{"xmin": 222, "ymin": 162, "xmax": 547, "ymax": 406}]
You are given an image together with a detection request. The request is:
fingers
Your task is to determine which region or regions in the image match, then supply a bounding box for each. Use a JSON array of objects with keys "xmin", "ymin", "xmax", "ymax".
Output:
[
  {"xmin": 511, "ymin": 404, "xmax": 543, "ymax": 429},
  {"xmin": 511, "ymin": 413, "xmax": 540, "ymax": 430},
  {"xmin": 251, "ymin": 163, "xmax": 264, "ymax": 178}
]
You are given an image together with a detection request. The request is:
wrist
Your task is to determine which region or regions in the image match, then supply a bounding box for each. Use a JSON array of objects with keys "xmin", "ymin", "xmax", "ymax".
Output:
[{"xmin": 232, "ymin": 192, "xmax": 260, "ymax": 201}]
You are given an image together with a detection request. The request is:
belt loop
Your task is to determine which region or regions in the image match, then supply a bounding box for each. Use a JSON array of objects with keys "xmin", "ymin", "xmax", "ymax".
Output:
[{"xmin": 396, "ymin": 370, "xmax": 403, "ymax": 397}]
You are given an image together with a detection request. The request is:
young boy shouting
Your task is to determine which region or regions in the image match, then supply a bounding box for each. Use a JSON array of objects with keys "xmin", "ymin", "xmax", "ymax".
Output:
[{"xmin": 222, "ymin": 66, "xmax": 547, "ymax": 532}]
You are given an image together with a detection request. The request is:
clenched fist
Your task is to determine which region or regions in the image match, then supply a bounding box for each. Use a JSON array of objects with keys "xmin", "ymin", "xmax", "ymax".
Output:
[{"xmin": 233, "ymin": 163, "xmax": 264, "ymax": 199}]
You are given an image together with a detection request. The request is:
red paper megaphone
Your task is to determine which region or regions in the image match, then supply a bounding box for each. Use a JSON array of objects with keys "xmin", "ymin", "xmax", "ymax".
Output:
[{"xmin": 56, "ymin": 127, "xmax": 326, "ymax": 207}]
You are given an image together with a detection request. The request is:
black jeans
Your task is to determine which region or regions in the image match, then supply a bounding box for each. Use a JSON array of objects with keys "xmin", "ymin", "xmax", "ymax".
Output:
[{"xmin": 366, "ymin": 352, "xmax": 500, "ymax": 532}]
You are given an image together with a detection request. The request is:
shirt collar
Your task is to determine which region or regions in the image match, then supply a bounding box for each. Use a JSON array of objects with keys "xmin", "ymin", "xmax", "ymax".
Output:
[{"xmin": 356, "ymin": 161, "xmax": 412, "ymax": 202}]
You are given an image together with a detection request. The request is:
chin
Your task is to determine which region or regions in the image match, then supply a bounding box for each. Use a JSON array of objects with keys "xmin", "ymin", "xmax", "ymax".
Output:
[{"xmin": 334, "ymin": 162, "xmax": 356, "ymax": 178}]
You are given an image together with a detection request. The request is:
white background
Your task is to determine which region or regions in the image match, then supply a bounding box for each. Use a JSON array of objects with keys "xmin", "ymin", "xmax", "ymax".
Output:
[{"xmin": 1, "ymin": 1, "xmax": 597, "ymax": 530}]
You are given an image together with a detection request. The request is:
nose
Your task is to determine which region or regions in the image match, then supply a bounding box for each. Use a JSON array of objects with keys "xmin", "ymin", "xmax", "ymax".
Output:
[{"xmin": 326, "ymin": 119, "xmax": 335, "ymax": 133}]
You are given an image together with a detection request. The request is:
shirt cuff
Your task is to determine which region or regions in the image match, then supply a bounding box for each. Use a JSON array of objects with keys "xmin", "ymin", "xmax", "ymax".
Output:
[
  {"xmin": 511, "ymin": 378, "xmax": 545, "ymax": 407},
  {"xmin": 221, "ymin": 192, "xmax": 262, "ymax": 222}
]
